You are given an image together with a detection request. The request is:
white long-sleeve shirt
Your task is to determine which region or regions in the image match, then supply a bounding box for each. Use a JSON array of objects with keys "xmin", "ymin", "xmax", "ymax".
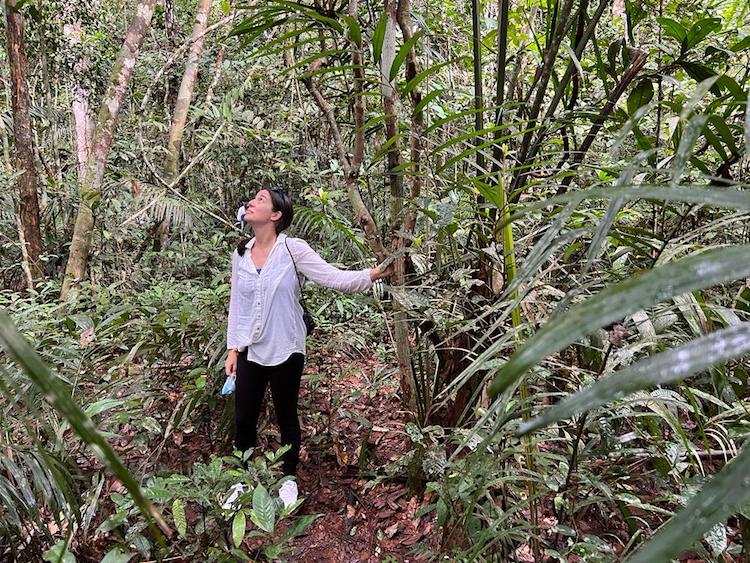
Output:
[{"xmin": 226, "ymin": 233, "xmax": 373, "ymax": 365}]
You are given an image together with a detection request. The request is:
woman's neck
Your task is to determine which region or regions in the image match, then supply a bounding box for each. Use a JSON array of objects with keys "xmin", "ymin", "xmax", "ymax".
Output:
[{"xmin": 252, "ymin": 224, "xmax": 278, "ymax": 248}]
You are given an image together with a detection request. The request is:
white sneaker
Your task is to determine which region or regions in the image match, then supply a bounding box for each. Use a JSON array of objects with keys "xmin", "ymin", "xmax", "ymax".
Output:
[
  {"xmin": 278, "ymin": 480, "xmax": 298, "ymax": 509},
  {"xmin": 222, "ymin": 483, "xmax": 245, "ymax": 510}
]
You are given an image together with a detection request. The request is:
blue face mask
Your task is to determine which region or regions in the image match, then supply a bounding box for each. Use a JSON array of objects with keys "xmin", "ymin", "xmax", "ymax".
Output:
[{"xmin": 221, "ymin": 374, "xmax": 236, "ymax": 395}]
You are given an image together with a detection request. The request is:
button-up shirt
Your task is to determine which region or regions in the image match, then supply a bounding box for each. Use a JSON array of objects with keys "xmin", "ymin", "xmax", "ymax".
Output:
[{"xmin": 227, "ymin": 233, "xmax": 373, "ymax": 366}]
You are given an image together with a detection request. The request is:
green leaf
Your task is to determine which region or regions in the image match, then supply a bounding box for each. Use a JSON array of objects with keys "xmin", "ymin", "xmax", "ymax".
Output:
[
  {"xmin": 518, "ymin": 323, "xmax": 750, "ymax": 435},
  {"xmin": 413, "ymin": 89, "xmax": 444, "ymax": 117},
  {"xmin": 0, "ymin": 310, "xmax": 169, "ymax": 543},
  {"xmin": 656, "ymin": 17, "xmax": 687, "ymax": 45},
  {"xmin": 43, "ymin": 542, "xmax": 76, "ymax": 563},
  {"xmin": 232, "ymin": 510, "xmax": 247, "ymax": 547},
  {"xmin": 100, "ymin": 548, "xmax": 135, "ymax": 563},
  {"xmin": 626, "ymin": 442, "xmax": 750, "ymax": 562},
  {"xmin": 679, "ymin": 63, "xmax": 722, "ymax": 95},
  {"xmin": 730, "ymin": 35, "xmax": 750, "ymax": 52},
  {"xmin": 504, "ymin": 185, "xmax": 750, "ymax": 226},
  {"xmin": 390, "ymin": 30, "xmax": 424, "ymax": 82},
  {"xmin": 627, "ymin": 79, "xmax": 654, "ymax": 115},
  {"xmin": 401, "ymin": 57, "xmax": 465, "ymax": 96},
  {"xmin": 372, "ymin": 12, "xmax": 388, "ymax": 63},
  {"xmin": 250, "ymin": 484, "xmax": 275, "ymax": 533},
  {"xmin": 685, "ymin": 17, "xmax": 721, "ymax": 51},
  {"xmin": 489, "ymin": 245, "xmax": 750, "ymax": 397},
  {"xmin": 283, "ymin": 514, "xmax": 318, "ymax": 539},
  {"xmin": 709, "ymin": 115, "xmax": 738, "ymax": 156},
  {"xmin": 340, "ymin": 14, "xmax": 361, "ymax": 47},
  {"xmin": 172, "ymin": 499, "xmax": 187, "ymax": 537}
]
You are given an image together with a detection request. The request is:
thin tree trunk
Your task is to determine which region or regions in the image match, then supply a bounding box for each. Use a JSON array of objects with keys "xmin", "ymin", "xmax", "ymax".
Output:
[
  {"xmin": 61, "ymin": 0, "xmax": 157, "ymax": 300},
  {"xmin": 165, "ymin": 0, "xmax": 211, "ymax": 174},
  {"xmin": 154, "ymin": 0, "xmax": 212, "ymax": 250},
  {"xmin": 300, "ymin": 58, "xmax": 385, "ymax": 258},
  {"xmin": 64, "ymin": 21, "xmax": 95, "ymax": 181},
  {"xmin": 5, "ymin": 0, "xmax": 44, "ymax": 285},
  {"xmin": 509, "ymin": 0, "xmax": 575, "ymax": 198},
  {"xmin": 492, "ymin": 0, "xmax": 510, "ymax": 167},
  {"xmin": 471, "ymin": 0, "xmax": 485, "ymax": 172},
  {"xmin": 396, "ymin": 0, "xmax": 422, "ymax": 235},
  {"xmin": 557, "ymin": 50, "xmax": 647, "ymax": 193},
  {"xmin": 381, "ymin": 0, "xmax": 403, "ymax": 233}
]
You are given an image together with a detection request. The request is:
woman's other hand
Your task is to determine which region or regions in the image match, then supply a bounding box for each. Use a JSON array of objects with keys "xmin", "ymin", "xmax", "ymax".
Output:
[
  {"xmin": 370, "ymin": 261, "xmax": 394, "ymax": 282},
  {"xmin": 225, "ymin": 349, "xmax": 238, "ymax": 376}
]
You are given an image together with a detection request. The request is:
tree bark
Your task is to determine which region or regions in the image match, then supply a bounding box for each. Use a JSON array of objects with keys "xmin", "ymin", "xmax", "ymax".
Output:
[
  {"xmin": 5, "ymin": 0, "xmax": 44, "ymax": 285},
  {"xmin": 64, "ymin": 21, "xmax": 95, "ymax": 182},
  {"xmin": 61, "ymin": 0, "xmax": 157, "ymax": 300},
  {"xmin": 154, "ymin": 0, "xmax": 212, "ymax": 249}
]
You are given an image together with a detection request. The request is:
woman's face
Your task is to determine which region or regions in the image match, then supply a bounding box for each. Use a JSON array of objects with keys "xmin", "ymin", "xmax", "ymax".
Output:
[{"xmin": 245, "ymin": 189, "xmax": 281, "ymax": 226}]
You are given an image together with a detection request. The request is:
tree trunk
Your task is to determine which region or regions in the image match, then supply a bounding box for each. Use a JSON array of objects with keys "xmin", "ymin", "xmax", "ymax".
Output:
[
  {"xmin": 154, "ymin": 0, "xmax": 212, "ymax": 250},
  {"xmin": 61, "ymin": 0, "xmax": 157, "ymax": 300},
  {"xmin": 64, "ymin": 21, "xmax": 95, "ymax": 181},
  {"xmin": 5, "ymin": 0, "xmax": 44, "ymax": 285}
]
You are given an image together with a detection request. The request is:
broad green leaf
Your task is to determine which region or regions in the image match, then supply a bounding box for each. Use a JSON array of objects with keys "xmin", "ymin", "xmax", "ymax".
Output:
[
  {"xmin": 250, "ymin": 484, "xmax": 275, "ymax": 533},
  {"xmin": 100, "ymin": 548, "xmax": 135, "ymax": 563},
  {"xmin": 627, "ymin": 79, "xmax": 654, "ymax": 115},
  {"xmin": 489, "ymin": 245, "xmax": 750, "ymax": 397},
  {"xmin": 172, "ymin": 498, "xmax": 187, "ymax": 537},
  {"xmin": 232, "ymin": 510, "xmax": 247, "ymax": 547},
  {"xmin": 518, "ymin": 323, "xmax": 750, "ymax": 435},
  {"xmin": 670, "ymin": 115, "xmax": 708, "ymax": 185},
  {"xmin": 43, "ymin": 542, "xmax": 76, "ymax": 563},
  {"xmin": 0, "ymin": 310, "xmax": 169, "ymax": 542},
  {"xmin": 685, "ymin": 17, "xmax": 721, "ymax": 50},
  {"xmin": 389, "ymin": 30, "xmax": 424, "ymax": 82},
  {"xmin": 626, "ymin": 441, "xmax": 750, "ymax": 562},
  {"xmin": 656, "ymin": 17, "xmax": 687, "ymax": 44},
  {"xmin": 679, "ymin": 63, "xmax": 721, "ymax": 95}
]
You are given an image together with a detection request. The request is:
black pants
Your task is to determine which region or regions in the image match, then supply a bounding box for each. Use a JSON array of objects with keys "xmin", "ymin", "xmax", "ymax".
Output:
[{"xmin": 234, "ymin": 350, "xmax": 304, "ymax": 475}]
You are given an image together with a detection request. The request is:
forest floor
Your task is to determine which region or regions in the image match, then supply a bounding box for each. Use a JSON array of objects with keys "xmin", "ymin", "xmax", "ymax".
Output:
[{"xmin": 101, "ymin": 341, "xmax": 439, "ymax": 562}]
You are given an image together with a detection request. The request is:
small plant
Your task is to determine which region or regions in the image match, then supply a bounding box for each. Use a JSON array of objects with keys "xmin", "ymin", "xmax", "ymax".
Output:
[{"xmin": 99, "ymin": 448, "xmax": 317, "ymax": 561}]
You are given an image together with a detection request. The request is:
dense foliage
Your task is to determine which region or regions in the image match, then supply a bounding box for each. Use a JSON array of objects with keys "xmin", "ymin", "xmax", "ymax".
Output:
[{"xmin": 1, "ymin": 0, "xmax": 749, "ymax": 560}]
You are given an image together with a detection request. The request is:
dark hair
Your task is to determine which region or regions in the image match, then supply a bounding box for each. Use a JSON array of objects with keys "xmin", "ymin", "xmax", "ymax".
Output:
[{"xmin": 237, "ymin": 186, "xmax": 294, "ymax": 256}]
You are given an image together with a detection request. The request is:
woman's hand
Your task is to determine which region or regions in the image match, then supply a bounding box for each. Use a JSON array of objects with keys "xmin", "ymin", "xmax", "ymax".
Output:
[
  {"xmin": 370, "ymin": 261, "xmax": 394, "ymax": 282},
  {"xmin": 225, "ymin": 349, "xmax": 238, "ymax": 376}
]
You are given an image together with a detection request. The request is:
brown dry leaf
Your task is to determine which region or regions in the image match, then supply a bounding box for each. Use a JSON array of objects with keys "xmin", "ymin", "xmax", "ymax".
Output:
[
  {"xmin": 346, "ymin": 505, "xmax": 356, "ymax": 519},
  {"xmin": 514, "ymin": 544, "xmax": 535, "ymax": 562},
  {"xmin": 384, "ymin": 522, "xmax": 399, "ymax": 538},
  {"xmin": 109, "ymin": 479, "xmax": 124, "ymax": 493},
  {"xmin": 79, "ymin": 327, "xmax": 95, "ymax": 348}
]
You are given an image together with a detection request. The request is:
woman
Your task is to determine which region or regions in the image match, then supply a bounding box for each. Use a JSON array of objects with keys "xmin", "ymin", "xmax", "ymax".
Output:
[{"xmin": 225, "ymin": 186, "xmax": 392, "ymax": 481}]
